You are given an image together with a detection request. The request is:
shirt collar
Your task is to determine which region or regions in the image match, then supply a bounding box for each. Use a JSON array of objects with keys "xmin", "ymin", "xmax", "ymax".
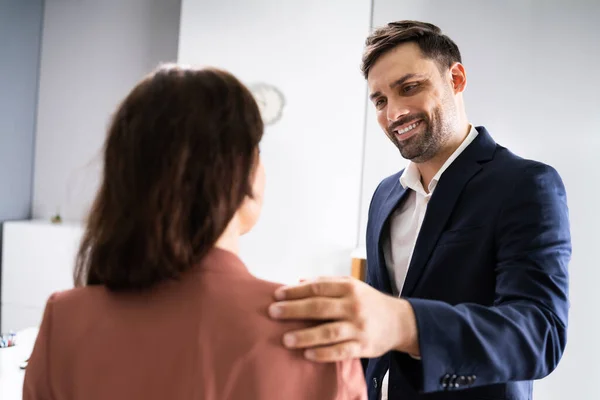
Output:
[{"xmin": 399, "ymin": 124, "xmax": 479, "ymax": 194}]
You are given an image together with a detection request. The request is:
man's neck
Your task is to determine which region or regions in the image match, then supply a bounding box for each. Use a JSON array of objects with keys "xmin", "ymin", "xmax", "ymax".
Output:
[{"xmin": 417, "ymin": 123, "xmax": 471, "ymax": 192}]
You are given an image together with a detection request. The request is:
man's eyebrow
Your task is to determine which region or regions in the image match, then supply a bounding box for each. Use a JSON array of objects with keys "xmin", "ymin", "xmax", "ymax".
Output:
[
  {"xmin": 389, "ymin": 73, "xmax": 426, "ymax": 90},
  {"xmin": 369, "ymin": 91, "xmax": 382, "ymax": 101},
  {"xmin": 369, "ymin": 73, "xmax": 427, "ymax": 100}
]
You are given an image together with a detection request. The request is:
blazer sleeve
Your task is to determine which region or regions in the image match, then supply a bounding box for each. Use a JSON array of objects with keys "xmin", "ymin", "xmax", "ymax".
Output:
[
  {"xmin": 336, "ymin": 359, "xmax": 368, "ymax": 400},
  {"xmin": 23, "ymin": 294, "xmax": 57, "ymax": 400},
  {"xmin": 407, "ymin": 163, "xmax": 571, "ymax": 393}
]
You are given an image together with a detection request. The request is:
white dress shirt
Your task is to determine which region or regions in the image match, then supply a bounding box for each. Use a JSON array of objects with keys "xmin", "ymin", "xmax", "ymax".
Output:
[{"xmin": 379, "ymin": 125, "xmax": 479, "ymax": 400}]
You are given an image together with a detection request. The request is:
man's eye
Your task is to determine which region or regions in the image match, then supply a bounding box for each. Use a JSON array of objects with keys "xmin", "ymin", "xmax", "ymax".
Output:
[
  {"xmin": 403, "ymin": 84, "xmax": 419, "ymax": 93},
  {"xmin": 375, "ymin": 98, "xmax": 386, "ymax": 108}
]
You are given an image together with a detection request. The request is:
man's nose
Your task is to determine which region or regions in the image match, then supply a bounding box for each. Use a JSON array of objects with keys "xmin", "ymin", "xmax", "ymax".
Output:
[{"xmin": 387, "ymin": 100, "xmax": 409, "ymax": 123}]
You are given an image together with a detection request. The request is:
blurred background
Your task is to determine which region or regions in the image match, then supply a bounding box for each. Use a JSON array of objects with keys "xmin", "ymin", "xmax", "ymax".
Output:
[{"xmin": 0, "ymin": 0, "xmax": 598, "ymax": 398}]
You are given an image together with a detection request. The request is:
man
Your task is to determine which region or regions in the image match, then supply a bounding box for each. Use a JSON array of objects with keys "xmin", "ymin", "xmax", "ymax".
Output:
[{"xmin": 267, "ymin": 20, "xmax": 571, "ymax": 400}]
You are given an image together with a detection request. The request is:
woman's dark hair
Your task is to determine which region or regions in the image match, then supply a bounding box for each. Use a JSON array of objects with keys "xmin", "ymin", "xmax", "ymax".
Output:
[
  {"xmin": 74, "ymin": 65, "xmax": 264, "ymax": 291},
  {"xmin": 361, "ymin": 20, "xmax": 462, "ymax": 78}
]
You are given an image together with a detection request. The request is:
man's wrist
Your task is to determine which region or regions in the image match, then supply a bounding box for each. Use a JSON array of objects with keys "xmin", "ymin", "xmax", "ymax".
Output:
[{"xmin": 393, "ymin": 298, "xmax": 420, "ymax": 357}]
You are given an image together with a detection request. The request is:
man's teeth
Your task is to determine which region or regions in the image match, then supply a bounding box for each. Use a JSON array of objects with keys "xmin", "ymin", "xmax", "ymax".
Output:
[{"xmin": 396, "ymin": 121, "xmax": 420, "ymax": 135}]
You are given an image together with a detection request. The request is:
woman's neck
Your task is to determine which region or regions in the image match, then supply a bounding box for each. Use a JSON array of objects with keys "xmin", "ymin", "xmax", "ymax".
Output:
[{"xmin": 214, "ymin": 218, "xmax": 241, "ymax": 255}]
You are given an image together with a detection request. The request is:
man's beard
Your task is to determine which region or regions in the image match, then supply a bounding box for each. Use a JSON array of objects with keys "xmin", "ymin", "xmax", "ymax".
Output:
[{"xmin": 388, "ymin": 103, "xmax": 455, "ymax": 164}]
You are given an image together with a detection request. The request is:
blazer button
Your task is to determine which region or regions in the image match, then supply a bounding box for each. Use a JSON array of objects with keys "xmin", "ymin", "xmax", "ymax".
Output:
[
  {"xmin": 440, "ymin": 374, "xmax": 451, "ymax": 389},
  {"xmin": 467, "ymin": 375, "xmax": 477, "ymax": 385},
  {"xmin": 449, "ymin": 375, "xmax": 458, "ymax": 388},
  {"xmin": 456, "ymin": 376, "xmax": 468, "ymax": 388},
  {"xmin": 373, "ymin": 377, "xmax": 378, "ymax": 389}
]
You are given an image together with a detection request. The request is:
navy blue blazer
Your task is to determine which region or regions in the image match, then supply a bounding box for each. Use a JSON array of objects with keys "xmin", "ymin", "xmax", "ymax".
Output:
[{"xmin": 362, "ymin": 127, "xmax": 571, "ymax": 400}]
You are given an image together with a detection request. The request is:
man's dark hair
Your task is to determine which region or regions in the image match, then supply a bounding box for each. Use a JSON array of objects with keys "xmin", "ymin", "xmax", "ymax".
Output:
[{"xmin": 361, "ymin": 20, "xmax": 462, "ymax": 78}]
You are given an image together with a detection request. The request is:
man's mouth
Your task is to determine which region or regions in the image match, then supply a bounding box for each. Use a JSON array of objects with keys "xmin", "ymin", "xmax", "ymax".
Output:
[{"xmin": 393, "ymin": 120, "xmax": 422, "ymax": 136}]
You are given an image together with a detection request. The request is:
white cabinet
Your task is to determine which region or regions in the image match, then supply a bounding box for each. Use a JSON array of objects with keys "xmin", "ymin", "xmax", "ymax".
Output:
[{"xmin": 1, "ymin": 220, "xmax": 83, "ymax": 332}]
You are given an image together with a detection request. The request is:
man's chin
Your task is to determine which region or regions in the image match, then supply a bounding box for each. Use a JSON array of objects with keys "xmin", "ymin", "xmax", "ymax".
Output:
[
  {"xmin": 399, "ymin": 146, "xmax": 428, "ymax": 163},
  {"xmin": 398, "ymin": 144, "xmax": 416, "ymax": 159}
]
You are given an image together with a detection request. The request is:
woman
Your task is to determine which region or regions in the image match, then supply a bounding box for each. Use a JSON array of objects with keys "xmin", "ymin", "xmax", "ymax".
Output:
[{"xmin": 23, "ymin": 65, "xmax": 366, "ymax": 399}]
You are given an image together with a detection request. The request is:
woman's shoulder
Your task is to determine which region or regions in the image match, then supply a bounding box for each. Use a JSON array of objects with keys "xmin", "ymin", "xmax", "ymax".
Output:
[
  {"xmin": 46, "ymin": 285, "xmax": 105, "ymax": 306},
  {"xmin": 40, "ymin": 285, "xmax": 114, "ymax": 327}
]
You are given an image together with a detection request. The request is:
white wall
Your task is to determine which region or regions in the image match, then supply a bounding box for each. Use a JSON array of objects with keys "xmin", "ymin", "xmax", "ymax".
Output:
[
  {"xmin": 178, "ymin": 0, "xmax": 371, "ymax": 283},
  {"xmin": 32, "ymin": 0, "xmax": 182, "ymax": 221},
  {"xmin": 361, "ymin": 1, "xmax": 600, "ymax": 399}
]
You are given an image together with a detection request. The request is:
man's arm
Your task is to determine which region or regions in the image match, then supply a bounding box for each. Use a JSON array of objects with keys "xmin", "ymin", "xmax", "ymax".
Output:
[{"xmin": 403, "ymin": 163, "xmax": 570, "ymax": 392}]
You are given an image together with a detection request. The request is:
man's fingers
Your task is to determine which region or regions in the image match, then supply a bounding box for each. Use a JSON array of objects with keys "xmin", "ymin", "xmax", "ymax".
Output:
[
  {"xmin": 282, "ymin": 321, "xmax": 358, "ymax": 349},
  {"xmin": 303, "ymin": 341, "xmax": 362, "ymax": 363},
  {"xmin": 274, "ymin": 278, "xmax": 354, "ymax": 301},
  {"xmin": 268, "ymin": 297, "xmax": 353, "ymax": 320}
]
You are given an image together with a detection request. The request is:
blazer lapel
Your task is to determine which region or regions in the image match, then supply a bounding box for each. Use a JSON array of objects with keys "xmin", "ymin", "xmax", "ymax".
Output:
[{"xmin": 400, "ymin": 127, "xmax": 496, "ymax": 297}]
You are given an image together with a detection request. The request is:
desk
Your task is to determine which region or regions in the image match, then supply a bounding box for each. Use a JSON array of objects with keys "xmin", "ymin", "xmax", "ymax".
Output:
[{"xmin": 0, "ymin": 328, "xmax": 38, "ymax": 399}]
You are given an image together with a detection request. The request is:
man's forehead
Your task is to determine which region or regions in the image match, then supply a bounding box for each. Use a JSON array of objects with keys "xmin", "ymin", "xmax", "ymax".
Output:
[
  {"xmin": 375, "ymin": 43, "xmax": 428, "ymax": 67},
  {"xmin": 367, "ymin": 48, "xmax": 436, "ymax": 93}
]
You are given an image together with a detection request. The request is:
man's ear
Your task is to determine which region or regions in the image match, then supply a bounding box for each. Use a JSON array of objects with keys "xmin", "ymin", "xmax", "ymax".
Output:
[{"xmin": 449, "ymin": 62, "xmax": 467, "ymax": 93}]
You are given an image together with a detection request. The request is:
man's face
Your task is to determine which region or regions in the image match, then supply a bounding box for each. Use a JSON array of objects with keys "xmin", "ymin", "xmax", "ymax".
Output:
[{"xmin": 367, "ymin": 43, "xmax": 459, "ymax": 163}]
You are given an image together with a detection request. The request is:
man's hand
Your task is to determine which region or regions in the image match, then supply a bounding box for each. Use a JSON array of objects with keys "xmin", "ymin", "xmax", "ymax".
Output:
[{"xmin": 268, "ymin": 276, "xmax": 420, "ymax": 362}]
